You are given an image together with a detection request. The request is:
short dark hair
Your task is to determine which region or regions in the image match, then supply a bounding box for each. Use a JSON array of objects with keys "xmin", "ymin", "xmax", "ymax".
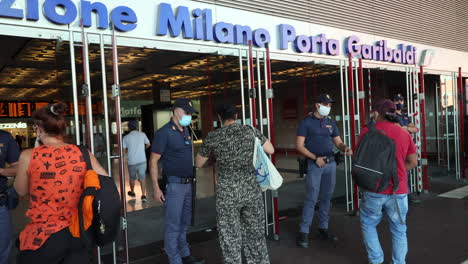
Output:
[
  {"xmin": 216, "ymin": 104, "xmax": 238, "ymax": 122},
  {"xmin": 33, "ymin": 102, "xmax": 67, "ymax": 136}
]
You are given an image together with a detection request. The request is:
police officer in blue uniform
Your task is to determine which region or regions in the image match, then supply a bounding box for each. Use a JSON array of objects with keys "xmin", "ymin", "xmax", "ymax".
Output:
[
  {"xmin": 0, "ymin": 130, "xmax": 20, "ymax": 264},
  {"xmin": 296, "ymin": 94, "xmax": 353, "ymax": 248},
  {"xmin": 149, "ymin": 98, "xmax": 204, "ymax": 264},
  {"xmin": 393, "ymin": 94, "xmax": 418, "ymax": 134}
]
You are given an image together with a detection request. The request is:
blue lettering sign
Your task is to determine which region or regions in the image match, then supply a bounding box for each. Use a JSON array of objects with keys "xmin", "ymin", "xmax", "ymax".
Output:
[
  {"xmin": 111, "ymin": 6, "xmax": 137, "ymax": 32},
  {"xmin": 26, "ymin": 0, "xmax": 39, "ymax": 21},
  {"xmin": 157, "ymin": 3, "xmax": 193, "ymax": 39},
  {"xmin": 235, "ymin": 25, "xmax": 252, "ymax": 45},
  {"xmin": 279, "ymin": 24, "xmax": 296, "ymax": 50},
  {"xmin": 43, "ymin": 0, "xmax": 77, "ymax": 25},
  {"xmin": 0, "ymin": 0, "xmax": 23, "ymax": 19},
  {"xmin": 214, "ymin": 22, "xmax": 234, "ymax": 43},
  {"xmin": 82, "ymin": 1, "xmax": 108, "ymax": 29},
  {"xmin": 253, "ymin": 28, "xmax": 270, "ymax": 48},
  {"xmin": 192, "ymin": 9, "xmax": 203, "ymax": 40}
]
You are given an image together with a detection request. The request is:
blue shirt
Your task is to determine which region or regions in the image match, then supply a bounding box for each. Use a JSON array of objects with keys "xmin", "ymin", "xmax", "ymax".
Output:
[
  {"xmin": 297, "ymin": 115, "xmax": 339, "ymax": 157},
  {"xmin": 396, "ymin": 113, "xmax": 410, "ymax": 127},
  {"xmin": 151, "ymin": 120, "xmax": 193, "ymax": 178},
  {"xmin": 0, "ymin": 130, "xmax": 20, "ymax": 190}
]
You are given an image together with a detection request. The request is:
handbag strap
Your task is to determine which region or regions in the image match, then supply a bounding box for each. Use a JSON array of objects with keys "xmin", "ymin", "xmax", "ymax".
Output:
[{"xmin": 77, "ymin": 145, "xmax": 93, "ymax": 170}]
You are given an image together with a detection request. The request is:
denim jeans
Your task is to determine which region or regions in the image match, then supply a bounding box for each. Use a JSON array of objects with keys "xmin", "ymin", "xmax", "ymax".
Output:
[
  {"xmin": 299, "ymin": 160, "xmax": 336, "ymax": 234},
  {"xmin": 360, "ymin": 192, "xmax": 409, "ymax": 264},
  {"xmin": 164, "ymin": 181, "xmax": 192, "ymax": 264},
  {"xmin": 0, "ymin": 207, "xmax": 11, "ymax": 264}
]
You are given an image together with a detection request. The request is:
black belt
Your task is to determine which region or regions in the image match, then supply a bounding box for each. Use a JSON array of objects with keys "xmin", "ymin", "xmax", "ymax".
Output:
[{"xmin": 167, "ymin": 176, "xmax": 195, "ymax": 184}]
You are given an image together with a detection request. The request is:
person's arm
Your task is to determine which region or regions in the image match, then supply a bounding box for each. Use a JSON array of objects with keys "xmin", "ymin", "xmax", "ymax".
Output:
[
  {"xmin": 13, "ymin": 149, "xmax": 32, "ymax": 196},
  {"xmin": 144, "ymin": 134, "xmax": 151, "ymax": 149},
  {"xmin": 0, "ymin": 162, "xmax": 18, "ymax": 177},
  {"xmin": 89, "ymin": 150, "xmax": 108, "ymax": 176},
  {"xmin": 253, "ymin": 127, "xmax": 274, "ymax": 155},
  {"xmin": 333, "ymin": 136, "xmax": 353, "ymax": 156},
  {"xmin": 262, "ymin": 139, "xmax": 274, "ymax": 155},
  {"xmin": 405, "ymin": 153, "xmax": 418, "ymax": 170},
  {"xmin": 195, "ymin": 154, "xmax": 209, "ymax": 168},
  {"xmin": 407, "ymin": 123, "xmax": 419, "ymax": 134},
  {"xmin": 296, "ymin": 136, "xmax": 327, "ymax": 168},
  {"xmin": 150, "ymin": 153, "xmax": 165, "ymax": 203},
  {"xmin": 296, "ymin": 136, "xmax": 316, "ymax": 160}
]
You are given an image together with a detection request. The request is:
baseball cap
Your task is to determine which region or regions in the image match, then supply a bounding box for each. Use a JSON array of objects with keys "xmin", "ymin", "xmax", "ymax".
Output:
[
  {"xmin": 316, "ymin": 94, "xmax": 335, "ymax": 103},
  {"xmin": 374, "ymin": 99, "xmax": 397, "ymax": 116},
  {"xmin": 173, "ymin": 98, "xmax": 197, "ymax": 114},
  {"xmin": 393, "ymin": 94, "xmax": 405, "ymax": 101}
]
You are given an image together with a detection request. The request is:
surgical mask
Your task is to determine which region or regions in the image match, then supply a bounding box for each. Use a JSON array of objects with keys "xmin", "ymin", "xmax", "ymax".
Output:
[
  {"xmin": 318, "ymin": 105, "xmax": 331, "ymax": 117},
  {"xmin": 396, "ymin": 103, "xmax": 404, "ymax": 111},
  {"xmin": 179, "ymin": 115, "xmax": 192, "ymax": 127}
]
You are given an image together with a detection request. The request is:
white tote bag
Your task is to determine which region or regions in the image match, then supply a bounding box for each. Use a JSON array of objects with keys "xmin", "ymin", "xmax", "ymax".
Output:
[{"xmin": 250, "ymin": 126, "xmax": 283, "ymax": 191}]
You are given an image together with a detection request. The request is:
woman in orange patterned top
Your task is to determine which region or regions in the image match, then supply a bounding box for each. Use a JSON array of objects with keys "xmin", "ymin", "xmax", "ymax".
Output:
[{"xmin": 14, "ymin": 102, "xmax": 108, "ymax": 264}]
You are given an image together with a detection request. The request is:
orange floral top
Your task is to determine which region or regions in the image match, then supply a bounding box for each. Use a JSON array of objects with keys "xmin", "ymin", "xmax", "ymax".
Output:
[{"xmin": 20, "ymin": 145, "xmax": 86, "ymax": 251}]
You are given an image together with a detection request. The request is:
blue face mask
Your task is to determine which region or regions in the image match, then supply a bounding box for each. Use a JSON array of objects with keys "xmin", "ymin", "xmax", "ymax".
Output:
[
  {"xmin": 396, "ymin": 103, "xmax": 404, "ymax": 111},
  {"xmin": 179, "ymin": 115, "xmax": 192, "ymax": 127}
]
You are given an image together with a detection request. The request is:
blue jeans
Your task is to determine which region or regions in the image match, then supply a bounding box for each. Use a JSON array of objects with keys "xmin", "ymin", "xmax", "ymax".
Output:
[
  {"xmin": 360, "ymin": 192, "xmax": 409, "ymax": 264},
  {"xmin": 299, "ymin": 160, "xmax": 336, "ymax": 234},
  {"xmin": 0, "ymin": 207, "xmax": 11, "ymax": 264},
  {"xmin": 164, "ymin": 180, "xmax": 192, "ymax": 264}
]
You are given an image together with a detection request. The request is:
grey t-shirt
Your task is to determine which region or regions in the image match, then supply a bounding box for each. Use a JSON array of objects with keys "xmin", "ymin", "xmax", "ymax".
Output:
[{"xmin": 123, "ymin": 131, "xmax": 150, "ymax": 165}]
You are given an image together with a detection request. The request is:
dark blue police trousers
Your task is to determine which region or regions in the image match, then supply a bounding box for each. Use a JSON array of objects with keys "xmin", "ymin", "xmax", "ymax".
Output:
[
  {"xmin": 299, "ymin": 160, "xmax": 337, "ymax": 234},
  {"xmin": 0, "ymin": 207, "xmax": 11, "ymax": 264},
  {"xmin": 164, "ymin": 179, "xmax": 192, "ymax": 264}
]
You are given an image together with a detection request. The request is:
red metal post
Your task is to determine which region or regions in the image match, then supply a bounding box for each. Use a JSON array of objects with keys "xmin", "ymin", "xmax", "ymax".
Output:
[
  {"xmin": 348, "ymin": 54, "xmax": 359, "ymax": 210},
  {"xmin": 358, "ymin": 59, "xmax": 366, "ymax": 128},
  {"xmin": 458, "ymin": 67, "xmax": 466, "ymax": 179},
  {"xmin": 266, "ymin": 46, "xmax": 279, "ymax": 237},
  {"xmin": 420, "ymin": 66, "xmax": 429, "ymax": 191},
  {"xmin": 248, "ymin": 41, "xmax": 257, "ymax": 127},
  {"xmin": 303, "ymin": 66, "xmax": 308, "ymax": 116}
]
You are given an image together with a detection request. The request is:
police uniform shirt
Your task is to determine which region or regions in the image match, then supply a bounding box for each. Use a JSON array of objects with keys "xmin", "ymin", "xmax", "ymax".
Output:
[
  {"xmin": 151, "ymin": 120, "xmax": 193, "ymax": 178},
  {"xmin": 396, "ymin": 112, "xmax": 411, "ymax": 127},
  {"xmin": 297, "ymin": 115, "xmax": 339, "ymax": 157},
  {"xmin": 0, "ymin": 130, "xmax": 20, "ymax": 190}
]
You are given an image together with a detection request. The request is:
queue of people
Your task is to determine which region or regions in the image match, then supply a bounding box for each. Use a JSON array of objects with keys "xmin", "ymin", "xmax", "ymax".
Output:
[{"xmin": 0, "ymin": 93, "xmax": 420, "ymax": 264}]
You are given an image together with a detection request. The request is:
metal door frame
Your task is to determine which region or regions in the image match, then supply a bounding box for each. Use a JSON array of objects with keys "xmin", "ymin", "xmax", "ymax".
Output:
[
  {"xmin": 239, "ymin": 42, "xmax": 279, "ymax": 240},
  {"xmin": 68, "ymin": 26, "xmax": 123, "ymax": 264}
]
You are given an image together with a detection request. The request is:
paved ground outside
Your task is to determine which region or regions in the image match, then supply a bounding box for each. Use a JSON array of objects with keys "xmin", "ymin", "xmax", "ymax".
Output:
[{"xmin": 112, "ymin": 176, "xmax": 468, "ymax": 264}]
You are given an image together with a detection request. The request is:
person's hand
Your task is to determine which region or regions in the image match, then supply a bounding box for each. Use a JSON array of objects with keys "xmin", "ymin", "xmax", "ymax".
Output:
[
  {"xmin": 0, "ymin": 168, "xmax": 3, "ymax": 176},
  {"xmin": 154, "ymin": 187, "xmax": 165, "ymax": 203},
  {"xmin": 344, "ymin": 147, "xmax": 353, "ymax": 156},
  {"xmin": 316, "ymin": 157, "xmax": 326, "ymax": 168}
]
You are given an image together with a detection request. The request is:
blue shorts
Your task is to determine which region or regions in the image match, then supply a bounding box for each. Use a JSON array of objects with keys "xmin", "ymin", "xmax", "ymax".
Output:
[{"xmin": 128, "ymin": 162, "xmax": 147, "ymax": 181}]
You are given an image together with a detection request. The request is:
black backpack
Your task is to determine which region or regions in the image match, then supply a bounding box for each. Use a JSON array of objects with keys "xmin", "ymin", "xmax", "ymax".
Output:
[
  {"xmin": 352, "ymin": 122, "xmax": 399, "ymax": 193},
  {"xmin": 77, "ymin": 145, "xmax": 121, "ymax": 247}
]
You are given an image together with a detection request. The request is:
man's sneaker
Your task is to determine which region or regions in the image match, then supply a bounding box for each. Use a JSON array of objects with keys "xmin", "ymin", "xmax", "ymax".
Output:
[
  {"xmin": 141, "ymin": 195, "xmax": 147, "ymax": 202},
  {"xmin": 127, "ymin": 191, "xmax": 136, "ymax": 198},
  {"xmin": 318, "ymin": 228, "xmax": 338, "ymax": 241},
  {"xmin": 296, "ymin": 232, "xmax": 309, "ymax": 248},
  {"xmin": 182, "ymin": 255, "xmax": 205, "ymax": 264}
]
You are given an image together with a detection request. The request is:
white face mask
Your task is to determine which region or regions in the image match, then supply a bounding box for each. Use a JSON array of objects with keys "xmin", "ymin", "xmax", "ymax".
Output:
[{"xmin": 318, "ymin": 105, "xmax": 331, "ymax": 117}]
